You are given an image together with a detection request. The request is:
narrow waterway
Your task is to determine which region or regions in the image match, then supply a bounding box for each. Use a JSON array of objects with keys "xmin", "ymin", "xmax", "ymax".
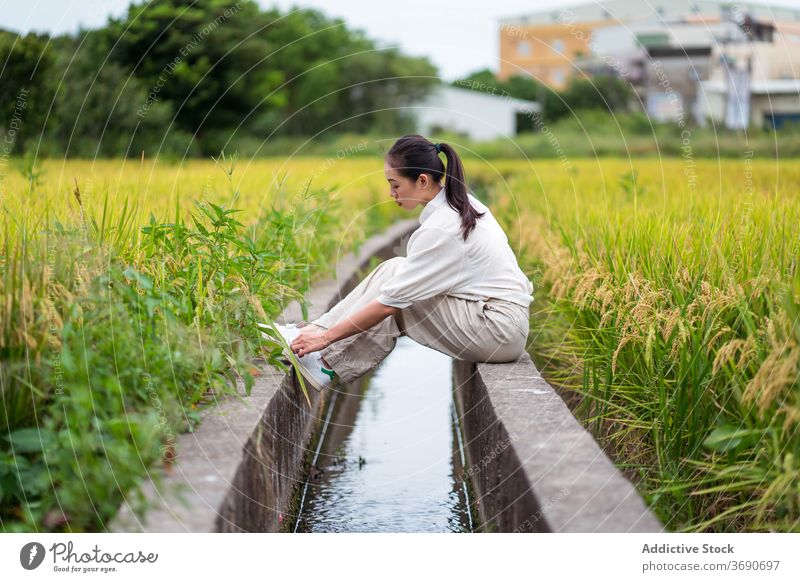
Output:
[{"xmin": 292, "ymin": 336, "xmax": 477, "ymax": 532}]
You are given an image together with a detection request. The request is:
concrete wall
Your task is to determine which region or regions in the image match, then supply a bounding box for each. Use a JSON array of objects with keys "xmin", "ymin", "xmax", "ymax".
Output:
[
  {"xmin": 751, "ymin": 93, "xmax": 800, "ymax": 128},
  {"xmin": 453, "ymin": 356, "xmax": 663, "ymax": 532}
]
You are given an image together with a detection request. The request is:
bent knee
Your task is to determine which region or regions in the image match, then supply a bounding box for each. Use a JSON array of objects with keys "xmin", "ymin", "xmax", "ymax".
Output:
[
  {"xmin": 479, "ymin": 338, "xmax": 527, "ymax": 363},
  {"xmin": 373, "ymin": 255, "xmax": 407, "ymax": 278}
]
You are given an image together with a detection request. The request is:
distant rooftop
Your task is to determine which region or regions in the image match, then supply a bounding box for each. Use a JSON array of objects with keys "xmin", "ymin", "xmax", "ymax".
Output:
[{"xmin": 499, "ymin": 0, "xmax": 800, "ymax": 26}]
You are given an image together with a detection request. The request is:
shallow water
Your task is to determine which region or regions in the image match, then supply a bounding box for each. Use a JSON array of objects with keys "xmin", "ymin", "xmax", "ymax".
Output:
[{"xmin": 293, "ymin": 336, "xmax": 477, "ymax": 532}]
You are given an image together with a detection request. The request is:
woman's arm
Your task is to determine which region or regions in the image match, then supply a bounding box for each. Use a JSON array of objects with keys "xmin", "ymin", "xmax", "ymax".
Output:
[{"xmin": 289, "ymin": 300, "xmax": 401, "ymax": 357}]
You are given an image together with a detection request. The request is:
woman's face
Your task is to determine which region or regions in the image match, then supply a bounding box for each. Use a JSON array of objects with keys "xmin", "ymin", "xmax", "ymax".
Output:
[{"xmin": 384, "ymin": 160, "xmax": 435, "ymax": 211}]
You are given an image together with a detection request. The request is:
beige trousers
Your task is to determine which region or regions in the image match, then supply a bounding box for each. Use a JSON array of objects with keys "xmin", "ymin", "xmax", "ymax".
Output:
[{"xmin": 310, "ymin": 256, "xmax": 530, "ymax": 384}]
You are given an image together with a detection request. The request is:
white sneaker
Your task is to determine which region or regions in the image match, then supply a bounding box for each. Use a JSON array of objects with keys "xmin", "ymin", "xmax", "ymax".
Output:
[
  {"xmin": 258, "ymin": 322, "xmax": 335, "ymax": 391},
  {"xmin": 258, "ymin": 322, "xmax": 300, "ymax": 362}
]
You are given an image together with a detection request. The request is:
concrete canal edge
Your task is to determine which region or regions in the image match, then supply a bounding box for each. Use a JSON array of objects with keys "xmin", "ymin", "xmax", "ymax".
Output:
[
  {"xmin": 453, "ymin": 359, "xmax": 664, "ymax": 532},
  {"xmin": 111, "ymin": 217, "xmax": 663, "ymax": 533}
]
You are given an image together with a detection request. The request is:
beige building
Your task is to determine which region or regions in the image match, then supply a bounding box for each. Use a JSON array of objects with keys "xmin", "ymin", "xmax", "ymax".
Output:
[
  {"xmin": 694, "ymin": 78, "xmax": 800, "ymax": 129},
  {"xmin": 499, "ymin": 20, "xmax": 597, "ymax": 89}
]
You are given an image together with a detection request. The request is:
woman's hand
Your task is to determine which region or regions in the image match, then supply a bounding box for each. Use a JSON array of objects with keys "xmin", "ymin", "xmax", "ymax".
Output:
[{"xmin": 290, "ymin": 329, "xmax": 332, "ymax": 357}]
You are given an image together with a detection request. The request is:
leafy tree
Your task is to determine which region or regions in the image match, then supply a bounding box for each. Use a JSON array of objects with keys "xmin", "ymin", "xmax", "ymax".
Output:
[
  {"xmin": 561, "ymin": 74, "xmax": 633, "ymax": 114},
  {"xmin": 201, "ymin": 6, "xmax": 437, "ymax": 137},
  {"xmin": 3, "ymin": 1, "xmax": 442, "ymax": 156},
  {"xmin": 103, "ymin": 0, "xmax": 287, "ymax": 148},
  {"xmin": 46, "ymin": 32, "xmax": 193, "ymax": 157},
  {"xmin": 0, "ymin": 30, "xmax": 55, "ymax": 153},
  {"xmin": 456, "ymin": 68, "xmax": 498, "ymax": 90},
  {"xmin": 337, "ymin": 48, "xmax": 438, "ymax": 135},
  {"xmin": 99, "ymin": 1, "xmax": 438, "ymax": 150}
]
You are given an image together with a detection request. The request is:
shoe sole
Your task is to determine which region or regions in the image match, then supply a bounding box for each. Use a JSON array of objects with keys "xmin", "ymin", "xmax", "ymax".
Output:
[{"xmin": 263, "ymin": 338, "xmax": 325, "ymax": 390}]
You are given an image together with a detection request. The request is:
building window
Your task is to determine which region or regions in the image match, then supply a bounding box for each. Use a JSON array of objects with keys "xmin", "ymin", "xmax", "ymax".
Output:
[
  {"xmin": 553, "ymin": 38, "xmax": 565, "ymax": 54},
  {"xmin": 552, "ymin": 68, "xmax": 566, "ymax": 85},
  {"xmin": 517, "ymin": 40, "xmax": 531, "ymax": 56}
]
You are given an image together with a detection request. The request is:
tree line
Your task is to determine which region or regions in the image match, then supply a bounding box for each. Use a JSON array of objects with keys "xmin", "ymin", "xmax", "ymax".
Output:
[{"xmin": 0, "ymin": 0, "xmax": 438, "ymax": 157}]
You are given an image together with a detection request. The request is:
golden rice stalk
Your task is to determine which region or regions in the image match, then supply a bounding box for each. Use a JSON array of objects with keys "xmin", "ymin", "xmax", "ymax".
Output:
[
  {"xmin": 660, "ymin": 306, "xmax": 683, "ymax": 342},
  {"xmin": 743, "ymin": 341, "xmax": 799, "ymax": 415},
  {"xmin": 712, "ymin": 336, "xmax": 757, "ymax": 375},
  {"xmin": 612, "ymin": 333, "xmax": 637, "ymax": 374},
  {"xmin": 778, "ymin": 404, "xmax": 800, "ymax": 434},
  {"xmin": 669, "ymin": 319, "xmax": 690, "ymax": 361},
  {"xmin": 706, "ymin": 325, "xmax": 734, "ymax": 358}
]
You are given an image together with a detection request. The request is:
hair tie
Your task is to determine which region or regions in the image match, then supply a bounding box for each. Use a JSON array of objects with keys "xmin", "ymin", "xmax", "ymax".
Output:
[{"xmin": 434, "ymin": 142, "xmax": 442, "ymax": 153}]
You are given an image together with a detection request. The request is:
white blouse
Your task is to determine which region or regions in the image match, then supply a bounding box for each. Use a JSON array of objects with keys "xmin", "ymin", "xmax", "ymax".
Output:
[{"xmin": 376, "ymin": 186, "xmax": 534, "ymax": 309}]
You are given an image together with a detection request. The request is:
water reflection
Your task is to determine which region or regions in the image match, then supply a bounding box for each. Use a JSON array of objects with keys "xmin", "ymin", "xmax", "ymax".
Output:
[{"xmin": 293, "ymin": 336, "xmax": 476, "ymax": 532}]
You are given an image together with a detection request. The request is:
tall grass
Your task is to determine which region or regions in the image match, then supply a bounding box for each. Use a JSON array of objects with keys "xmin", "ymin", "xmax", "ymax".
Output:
[
  {"xmin": 492, "ymin": 158, "xmax": 800, "ymax": 531},
  {"xmin": 0, "ymin": 155, "xmax": 395, "ymax": 531}
]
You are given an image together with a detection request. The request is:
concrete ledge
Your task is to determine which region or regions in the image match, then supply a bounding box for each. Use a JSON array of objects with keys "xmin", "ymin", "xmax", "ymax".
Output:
[
  {"xmin": 453, "ymin": 356, "xmax": 664, "ymax": 532},
  {"xmin": 110, "ymin": 219, "xmax": 419, "ymax": 532}
]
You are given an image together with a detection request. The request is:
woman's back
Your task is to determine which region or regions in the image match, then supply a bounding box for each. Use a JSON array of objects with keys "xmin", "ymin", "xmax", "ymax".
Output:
[{"xmin": 416, "ymin": 190, "xmax": 534, "ymax": 308}]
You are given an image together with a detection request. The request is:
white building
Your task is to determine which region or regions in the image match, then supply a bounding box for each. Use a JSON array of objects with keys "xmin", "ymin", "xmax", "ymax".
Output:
[
  {"xmin": 411, "ymin": 85, "xmax": 540, "ymax": 142},
  {"xmin": 695, "ymin": 79, "xmax": 800, "ymax": 129},
  {"xmin": 694, "ymin": 20, "xmax": 800, "ymax": 130},
  {"xmin": 577, "ymin": 8, "xmax": 800, "ymax": 127},
  {"xmin": 500, "ymin": 0, "xmax": 800, "ymax": 129}
]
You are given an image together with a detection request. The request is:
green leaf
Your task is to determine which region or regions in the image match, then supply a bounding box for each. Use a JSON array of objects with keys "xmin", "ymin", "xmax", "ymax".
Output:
[
  {"xmin": 5, "ymin": 428, "xmax": 55, "ymax": 454},
  {"xmin": 702, "ymin": 425, "xmax": 759, "ymax": 453},
  {"xmin": 58, "ymin": 335, "xmax": 75, "ymax": 374}
]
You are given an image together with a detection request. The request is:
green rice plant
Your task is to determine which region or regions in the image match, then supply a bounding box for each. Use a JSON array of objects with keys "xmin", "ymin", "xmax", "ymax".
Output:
[
  {"xmin": 0, "ymin": 239, "xmax": 224, "ymax": 530},
  {"xmin": 492, "ymin": 158, "xmax": 800, "ymax": 532},
  {"xmin": 1, "ymin": 155, "xmax": 389, "ymax": 531}
]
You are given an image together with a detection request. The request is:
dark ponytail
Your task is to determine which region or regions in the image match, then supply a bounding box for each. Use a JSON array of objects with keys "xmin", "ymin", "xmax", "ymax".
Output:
[{"xmin": 386, "ymin": 134, "xmax": 485, "ymax": 241}]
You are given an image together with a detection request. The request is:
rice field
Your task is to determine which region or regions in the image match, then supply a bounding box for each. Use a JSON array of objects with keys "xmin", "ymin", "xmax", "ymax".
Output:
[
  {"xmin": 0, "ymin": 155, "xmax": 396, "ymax": 531},
  {"xmin": 487, "ymin": 157, "xmax": 800, "ymax": 532},
  {"xmin": 1, "ymin": 155, "xmax": 798, "ymax": 532}
]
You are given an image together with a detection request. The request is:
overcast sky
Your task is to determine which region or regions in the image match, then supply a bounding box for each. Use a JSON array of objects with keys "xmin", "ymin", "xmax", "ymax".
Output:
[{"xmin": 2, "ymin": 0, "xmax": 800, "ymax": 81}]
